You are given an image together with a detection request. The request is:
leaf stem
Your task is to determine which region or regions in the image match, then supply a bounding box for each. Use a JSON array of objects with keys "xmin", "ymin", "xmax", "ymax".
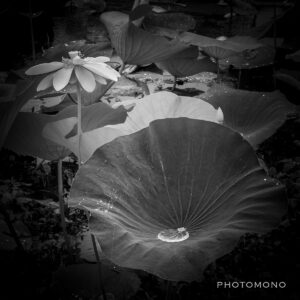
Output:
[
  {"xmin": 172, "ymin": 76, "xmax": 177, "ymax": 91},
  {"xmin": 76, "ymin": 84, "xmax": 82, "ymax": 166},
  {"xmin": 57, "ymin": 159, "xmax": 71, "ymax": 252},
  {"xmin": 91, "ymin": 234, "xmax": 107, "ymax": 300}
]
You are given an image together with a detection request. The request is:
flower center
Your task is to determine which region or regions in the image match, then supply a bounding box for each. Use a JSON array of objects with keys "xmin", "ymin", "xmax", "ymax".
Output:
[{"xmin": 157, "ymin": 227, "xmax": 189, "ymax": 243}]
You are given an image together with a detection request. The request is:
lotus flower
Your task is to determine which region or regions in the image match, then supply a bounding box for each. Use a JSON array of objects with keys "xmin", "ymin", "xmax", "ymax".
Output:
[
  {"xmin": 25, "ymin": 51, "xmax": 120, "ymax": 93},
  {"xmin": 69, "ymin": 118, "xmax": 286, "ymax": 282}
]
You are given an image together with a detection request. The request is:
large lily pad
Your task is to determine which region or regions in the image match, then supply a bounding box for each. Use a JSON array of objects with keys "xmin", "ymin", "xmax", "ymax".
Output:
[
  {"xmin": 49, "ymin": 91, "xmax": 222, "ymax": 162},
  {"xmin": 200, "ymin": 85, "xmax": 295, "ymax": 148},
  {"xmin": 69, "ymin": 118, "xmax": 286, "ymax": 282},
  {"xmin": 100, "ymin": 11, "xmax": 188, "ymax": 65}
]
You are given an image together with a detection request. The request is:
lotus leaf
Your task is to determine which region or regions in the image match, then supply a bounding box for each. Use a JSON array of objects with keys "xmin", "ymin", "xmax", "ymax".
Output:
[
  {"xmin": 200, "ymin": 85, "xmax": 295, "ymax": 148},
  {"xmin": 5, "ymin": 102, "xmax": 127, "ymax": 160},
  {"xmin": 69, "ymin": 118, "xmax": 286, "ymax": 281},
  {"xmin": 100, "ymin": 11, "xmax": 188, "ymax": 65},
  {"xmin": 156, "ymin": 47, "xmax": 217, "ymax": 77},
  {"xmin": 0, "ymin": 77, "xmax": 41, "ymax": 150},
  {"xmin": 219, "ymin": 46, "xmax": 275, "ymax": 69}
]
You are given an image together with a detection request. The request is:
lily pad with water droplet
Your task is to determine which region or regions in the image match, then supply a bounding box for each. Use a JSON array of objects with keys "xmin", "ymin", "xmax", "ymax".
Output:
[{"xmin": 70, "ymin": 118, "xmax": 286, "ymax": 281}]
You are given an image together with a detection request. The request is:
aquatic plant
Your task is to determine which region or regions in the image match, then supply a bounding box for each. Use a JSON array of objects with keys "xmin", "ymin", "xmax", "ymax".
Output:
[
  {"xmin": 43, "ymin": 91, "xmax": 223, "ymax": 163},
  {"xmin": 25, "ymin": 50, "xmax": 120, "ymax": 165},
  {"xmin": 200, "ymin": 85, "xmax": 295, "ymax": 148},
  {"xmin": 100, "ymin": 11, "xmax": 188, "ymax": 66},
  {"xmin": 69, "ymin": 117, "xmax": 286, "ymax": 282},
  {"xmin": 4, "ymin": 102, "xmax": 127, "ymax": 161},
  {"xmin": 155, "ymin": 47, "xmax": 217, "ymax": 89}
]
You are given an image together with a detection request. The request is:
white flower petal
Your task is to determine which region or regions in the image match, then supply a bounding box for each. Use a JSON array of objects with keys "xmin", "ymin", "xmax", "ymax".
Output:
[
  {"xmin": 37, "ymin": 73, "xmax": 54, "ymax": 91},
  {"xmin": 94, "ymin": 74, "xmax": 107, "ymax": 85},
  {"xmin": 84, "ymin": 56, "xmax": 111, "ymax": 63},
  {"xmin": 53, "ymin": 67, "xmax": 74, "ymax": 91},
  {"xmin": 26, "ymin": 62, "xmax": 64, "ymax": 75},
  {"xmin": 72, "ymin": 57, "xmax": 85, "ymax": 65},
  {"xmin": 83, "ymin": 63, "xmax": 120, "ymax": 81},
  {"xmin": 75, "ymin": 67, "xmax": 96, "ymax": 92}
]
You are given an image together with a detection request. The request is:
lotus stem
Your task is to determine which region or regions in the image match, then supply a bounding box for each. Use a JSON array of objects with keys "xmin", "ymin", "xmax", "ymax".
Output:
[
  {"xmin": 76, "ymin": 84, "xmax": 82, "ymax": 166},
  {"xmin": 238, "ymin": 68, "xmax": 242, "ymax": 89},
  {"xmin": 164, "ymin": 280, "xmax": 171, "ymax": 300},
  {"xmin": 172, "ymin": 76, "xmax": 177, "ymax": 91},
  {"xmin": 216, "ymin": 59, "xmax": 220, "ymax": 82},
  {"xmin": 91, "ymin": 234, "xmax": 107, "ymax": 300},
  {"xmin": 57, "ymin": 159, "xmax": 71, "ymax": 252}
]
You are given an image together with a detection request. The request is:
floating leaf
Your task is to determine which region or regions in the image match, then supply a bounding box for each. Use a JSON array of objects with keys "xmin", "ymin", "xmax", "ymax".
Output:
[
  {"xmin": 100, "ymin": 11, "xmax": 188, "ymax": 65},
  {"xmin": 201, "ymin": 36, "xmax": 263, "ymax": 60},
  {"xmin": 70, "ymin": 118, "xmax": 286, "ymax": 282},
  {"xmin": 219, "ymin": 46, "xmax": 275, "ymax": 69},
  {"xmin": 156, "ymin": 47, "xmax": 217, "ymax": 77},
  {"xmin": 201, "ymin": 85, "xmax": 295, "ymax": 148}
]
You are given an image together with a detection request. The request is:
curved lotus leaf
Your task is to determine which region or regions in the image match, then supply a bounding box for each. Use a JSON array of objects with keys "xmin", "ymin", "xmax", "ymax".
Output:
[
  {"xmin": 219, "ymin": 46, "xmax": 275, "ymax": 69},
  {"xmin": 43, "ymin": 102, "xmax": 128, "ymax": 160},
  {"xmin": 55, "ymin": 91, "xmax": 222, "ymax": 162},
  {"xmin": 69, "ymin": 118, "xmax": 286, "ymax": 282},
  {"xmin": 100, "ymin": 11, "xmax": 188, "ymax": 65},
  {"xmin": 0, "ymin": 77, "xmax": 41, "ymax": 151},
  {"xmin": 200, "ymin": 85, "xmax": 295, "ymax": 148},
  {"xmin": 4, "ymin": 112, "xmax": 70, "ymax": 160},
  {"xmin": 5, "ymin": 102, "xmax": 127, "ymax": 160},
  {"xmin": 155, "ymin": 47, "xmax": 217, "ymax": 77},
  {"xmin": 0, "ymin": 84, "xmax": 16, "ymax": 103}
]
